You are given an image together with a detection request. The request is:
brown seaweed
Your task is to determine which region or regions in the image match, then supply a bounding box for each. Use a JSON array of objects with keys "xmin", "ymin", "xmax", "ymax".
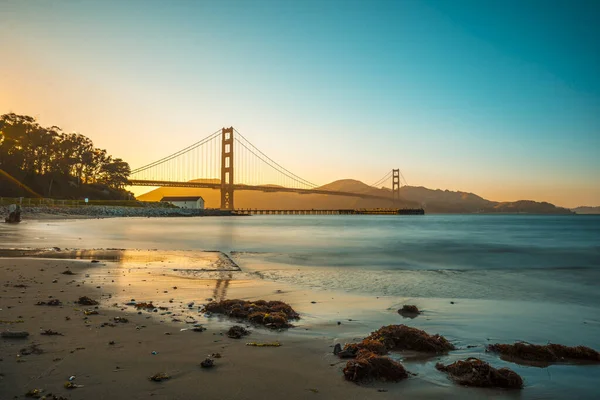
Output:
[
  {"xmin": 488, "ymin": 342, "xmax": 600, "ymax": 365},
  {"xmin": 343, "ymin": 350, "xmax": 409, "ymax": 383},
  {"xmin": 436, "ymin": 358, "xmax": 523, "ymax": 389},
  {"xmin": 204, "ymin": 299, "xmax": 299, "ymax": 328},
  {"xmin": 365, "ymin": 324, "xmax": 455, "ymax": 353}
]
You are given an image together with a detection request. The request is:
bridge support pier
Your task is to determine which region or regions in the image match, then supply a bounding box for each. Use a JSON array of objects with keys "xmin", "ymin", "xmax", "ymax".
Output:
[
  {"xmin": 392, "ymin": 169, "xmax": 400, "ymax": 205},
  {"xmin": 220, "ymin": 127, "xmax": 234, "ymax": 210}
]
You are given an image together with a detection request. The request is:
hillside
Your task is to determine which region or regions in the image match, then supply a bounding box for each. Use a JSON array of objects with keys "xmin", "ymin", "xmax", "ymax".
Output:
[
  {"xmin": 137, "ymin": 179, "xmax": 573, "ymax": 214},
  {"xmin": 572, "ymin": 206, "xmax": 600, "ymax": 214}
]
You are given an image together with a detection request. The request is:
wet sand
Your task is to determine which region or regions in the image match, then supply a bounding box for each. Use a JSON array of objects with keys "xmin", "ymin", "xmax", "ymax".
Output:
[
  {"xmin": 1, "ymin": 256, "xmax": 500, "ymax": 400},
  {"xmin": 1, "ymin": 257, "xmax": 394, "ymax": 400},
  {"xmin": 1, "ymin": 248, "xmax": 599, "ymax": 399}
]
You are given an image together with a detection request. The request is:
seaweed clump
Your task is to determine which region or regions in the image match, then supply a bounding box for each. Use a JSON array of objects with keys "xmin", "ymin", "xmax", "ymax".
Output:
[
  {"xmin": 227, "ymin": 325, "xmax": 250, "ymax": 339},
  {"xmin": 36, "ymin": 299, "xmax": 61, "ymax": 306},
  {"xmin": 365, "ymin": 324, "xmax": 455, "ymax": 353},
  {"xmin": 343, "ymin": 350, "xmax": 409, "ymax": 383},
  {"xmin": 204, "ymin": 299, "xmax": 300, "ymax": 329},
  {"xmin": 76, "ymin": 296, "xmax": 98, "ymax": 306},
  {"xmin": 488, "ymin": 342, "xmax": 600, "ymax": 364},
  {"xmin": 149, "ymin": 373, "xmax": 170, "ymax": 382},
  {"xmin": 397, "ymin": 305, "xmax": 420, "ymax": 318},
  {"xmin": 436, "ymin": 358, "xmax": 523, "ymax": 389},
  {"xmin": 341, "ymin": 339, "xmax": 388, "ymax": 357},
  {"xmin": 134, "ymin": 302, "xmax": 155, "ymax": 310}
]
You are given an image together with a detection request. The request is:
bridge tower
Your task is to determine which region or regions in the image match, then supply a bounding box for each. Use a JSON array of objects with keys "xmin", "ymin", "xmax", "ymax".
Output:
[
  {"xmin": 392, "ymin": 169, "xmax": 400, "ymax": 205},
  {"xmin": 220, "ymin": 127, "xmax": 234, "ymax": 210}
]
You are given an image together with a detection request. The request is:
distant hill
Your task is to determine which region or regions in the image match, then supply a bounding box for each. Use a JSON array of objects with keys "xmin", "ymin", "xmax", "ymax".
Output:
[
  {"xmin": 137, "ymin": 179, "xmax": 573, "ymax": 214},
  {"xmin": 572, "ymin": 206, "xmax": 600, "ymax": 214}
]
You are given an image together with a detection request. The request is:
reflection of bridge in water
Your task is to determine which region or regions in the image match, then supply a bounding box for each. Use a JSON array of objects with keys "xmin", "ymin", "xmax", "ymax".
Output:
[
  {"xmin": 128, "ymin": 127, "xmax": 414, "ymax": 211},
  {"xmin": 212, "ymin": 272, "xmax": 231, "ymax": 302}
]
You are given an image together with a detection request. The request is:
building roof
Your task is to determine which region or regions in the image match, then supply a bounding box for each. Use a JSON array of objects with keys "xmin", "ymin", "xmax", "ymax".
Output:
[{"xmin": 160, "ymin": 196, "xmax": 204, "ymax": 202}]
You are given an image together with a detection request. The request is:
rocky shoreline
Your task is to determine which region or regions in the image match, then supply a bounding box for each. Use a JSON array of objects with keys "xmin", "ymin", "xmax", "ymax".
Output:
[{"xmin": 0, "ymin": 205, "xmax": 240, "ymax": 218}]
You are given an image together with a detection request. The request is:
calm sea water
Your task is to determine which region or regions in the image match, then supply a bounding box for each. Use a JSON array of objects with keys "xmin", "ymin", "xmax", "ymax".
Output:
[
  {"xmin": 2, "ymin": 215, "xmax": 600, "ymax": 398},
  {"xmin": 3, "ymin": 214, "xmax": 599, "ymax": 305}
]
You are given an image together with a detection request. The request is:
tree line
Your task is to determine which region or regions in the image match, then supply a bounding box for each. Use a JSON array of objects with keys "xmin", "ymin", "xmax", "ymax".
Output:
[{"xmin": 0, "ymin": 113, "xmax": 132, "ymax": 199}]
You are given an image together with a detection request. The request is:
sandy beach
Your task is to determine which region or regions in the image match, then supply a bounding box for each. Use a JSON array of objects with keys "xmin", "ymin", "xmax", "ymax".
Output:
[{"xmin": 1, "ymin": 257, "xmax": 399, "ymax": 400}]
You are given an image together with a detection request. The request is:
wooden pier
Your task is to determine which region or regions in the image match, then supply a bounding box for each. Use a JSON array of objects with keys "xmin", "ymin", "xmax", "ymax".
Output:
[{"xmin": 232, "ymin": 208, "xmax": 424, "ymax": 215}]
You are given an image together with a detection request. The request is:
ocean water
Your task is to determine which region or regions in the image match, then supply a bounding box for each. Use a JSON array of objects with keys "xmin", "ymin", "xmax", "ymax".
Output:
[
  {"xmin": 3, "ymin": 215, "xmax": 599, "ymax": 304},
  {"xmin": 2, "ymin": 214, "xmax": 600, "ymax": 398}
]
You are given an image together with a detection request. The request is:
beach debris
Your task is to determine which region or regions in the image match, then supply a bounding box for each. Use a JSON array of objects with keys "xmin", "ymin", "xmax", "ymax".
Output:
[
  {"xmin": 113, "ymin": 317, "xmax": 128, "ymax": 323},
  {"xmin": 363, "ymin": 324, "xmax": 455, "ymax": 353},
  {"xmin": 64, "ymin": 381, "xmax": 83, "ymax": 389},
  {"xmin": 25, "ymin": 391, "xmax": 67, "ymax": 400},
  {"xmin": 69, "ymin": 376, "xmax": 75, "ymax": 381},
  {"xmin": 246, "ymin": 342, "xmax": 281, "ymax": 347},
  {"xmin": 0, "ymin": 319, "xmax": 24, "ymax": 324},
  {"xmin": 436, "ymin": 358, "xmax": 523, "ymax": 389},
  {"xmin": 309, "ymin": 388, "xmax": 319, "ymax": 393},
  {"xmin": 343, "ymin": 350, "xmax": 409, "ymax": 383},
  {"xmin": 76, "ymin": 296, "xmax": 99, "ymax": 306},
  {"xmin": 149, "ymin": 372, "xmax": 171, "ymax": 382},
  {"xmin": 204, "ymin": 299, "xmax": 300, "ymax": 329},
  {"xmin": 193, "ymin": 326, "xmax": 206, "ymax": 332},
  {"xmin": 20, "ymin": 344, "xmax": 44, "ymax": 355},
  {"xmin": 134, "ymin": 302, "xmax": 155, "ymax": 310},
  {"xmin": 397, "ymin": 305, "xmax": 421, "ymax": 318},
  {"xmin": 91, "ymin": 260, "xmax": 100, "ymax": 263},
  {"xmin": 487, "ymin": 342, "xmax": 600, "ymax": 365},
  {"xmin": 36, "ymin": 299, "xmax": 61, "ymax": 306},
  {"xmin": 211, "ymin": 353, "xmax": 222, "ymax": 358},
  {"xmin": 41, "ymin": 329, "xmax": 63, "ymax": 336},
  {"xmin": 227, "ymin": 325, "xmax": 250, "ymax": 339},
  {"xmin": 200, "ymin": 358, "xmax": 215, "ymax": 368},
  {"xmin": 25, "ymin": 389, "xmax": 43, "ymax": 398},
  {"xmin": 109, "ymin": 341, "xmax": 115, "ymax": 345},
  {"xmin": 151, "ymin": 351, "xmax": 158, "ymax": 355},
  {"xmin": 1, "ymin": 331, "xmax": 30, "ymax": 338},
  {"xmin": 61, "ymin": 270, "xmax": 75, "ymax": 275}
]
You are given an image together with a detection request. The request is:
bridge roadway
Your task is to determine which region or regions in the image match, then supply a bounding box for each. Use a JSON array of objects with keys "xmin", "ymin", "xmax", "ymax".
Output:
[
  {"xmin": 234, "ymin": 209, "xmax": 425, "ymax": 215},
  {"xmin": 127, "ymin": 179, "xmax": 393, "ymax": 201}
]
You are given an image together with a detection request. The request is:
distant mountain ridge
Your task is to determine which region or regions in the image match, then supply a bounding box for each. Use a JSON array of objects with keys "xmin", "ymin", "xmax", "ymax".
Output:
[
  {"xmin": 137, "ymin": 178, "xmax": 573, "ymax": 214},
  {"xmin": 572, "ymin": 206, "xmax": 600, "ymax": 214}
]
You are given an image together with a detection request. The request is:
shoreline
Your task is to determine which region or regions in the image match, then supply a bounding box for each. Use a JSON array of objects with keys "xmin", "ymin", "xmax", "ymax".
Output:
[{"xmin": 0, "ymin": 205, "xmax": 243, "ymax": 220}]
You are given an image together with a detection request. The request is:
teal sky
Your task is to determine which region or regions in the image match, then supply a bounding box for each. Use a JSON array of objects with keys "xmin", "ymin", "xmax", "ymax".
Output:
[{"xmin": 1, "ymin": 0, "xmax": 599, "ymax": 207}]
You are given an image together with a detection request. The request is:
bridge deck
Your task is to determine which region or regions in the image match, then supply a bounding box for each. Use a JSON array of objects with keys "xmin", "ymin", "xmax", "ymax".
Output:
[
  {"xmin": 127, "ymin": 180, "xmax": 393, "ymax": 201},
  {"xmin": 233, "ymin": 209, "xmax": 425, "ymax": 215}
]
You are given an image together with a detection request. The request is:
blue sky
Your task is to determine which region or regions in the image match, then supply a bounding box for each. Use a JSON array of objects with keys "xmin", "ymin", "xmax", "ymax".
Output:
[{"xmin": 1, "ymin": 0, "xmax": 599, "ymax": 206}]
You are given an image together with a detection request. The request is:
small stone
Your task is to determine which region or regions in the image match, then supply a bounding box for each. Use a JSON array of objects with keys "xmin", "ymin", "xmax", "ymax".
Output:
[
  {"xmin": 333, "ymin": 343, "xmax": 342, "ymax": 355},
  {"xmin": 200, "ymin": 358, "xmax": 214, "ymax": 368}
]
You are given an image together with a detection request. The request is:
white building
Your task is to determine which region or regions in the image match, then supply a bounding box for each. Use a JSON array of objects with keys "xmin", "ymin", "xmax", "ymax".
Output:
[{"xmin": 160, "ymin": 196, "xmax": 205, "ymax": 209}]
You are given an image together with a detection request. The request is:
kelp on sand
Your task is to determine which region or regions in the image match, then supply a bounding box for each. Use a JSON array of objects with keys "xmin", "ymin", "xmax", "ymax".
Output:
[
  {"xmin": 341, "ymin": 324, "xmax": 455, "ymax": 357},
  {"xmin": 436, "ymin": 358, "xmax": 523, "ymax": 389},
  {"xmin": 204, "ymin": 299, "xmax": 299, "ymax": 329},
  {"xmin": 343, "ymin": 350, "xmax": 409, "ymax": 383},
  {"xmin": 488, "ymin": 342, "xmax": 600, "ymax": 365}
]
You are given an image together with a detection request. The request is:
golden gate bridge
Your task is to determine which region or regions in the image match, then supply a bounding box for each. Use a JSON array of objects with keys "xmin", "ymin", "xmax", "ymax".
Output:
[{"xmin": 128, "ymin": 127, "xmax": 408, "ymax": 210}]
